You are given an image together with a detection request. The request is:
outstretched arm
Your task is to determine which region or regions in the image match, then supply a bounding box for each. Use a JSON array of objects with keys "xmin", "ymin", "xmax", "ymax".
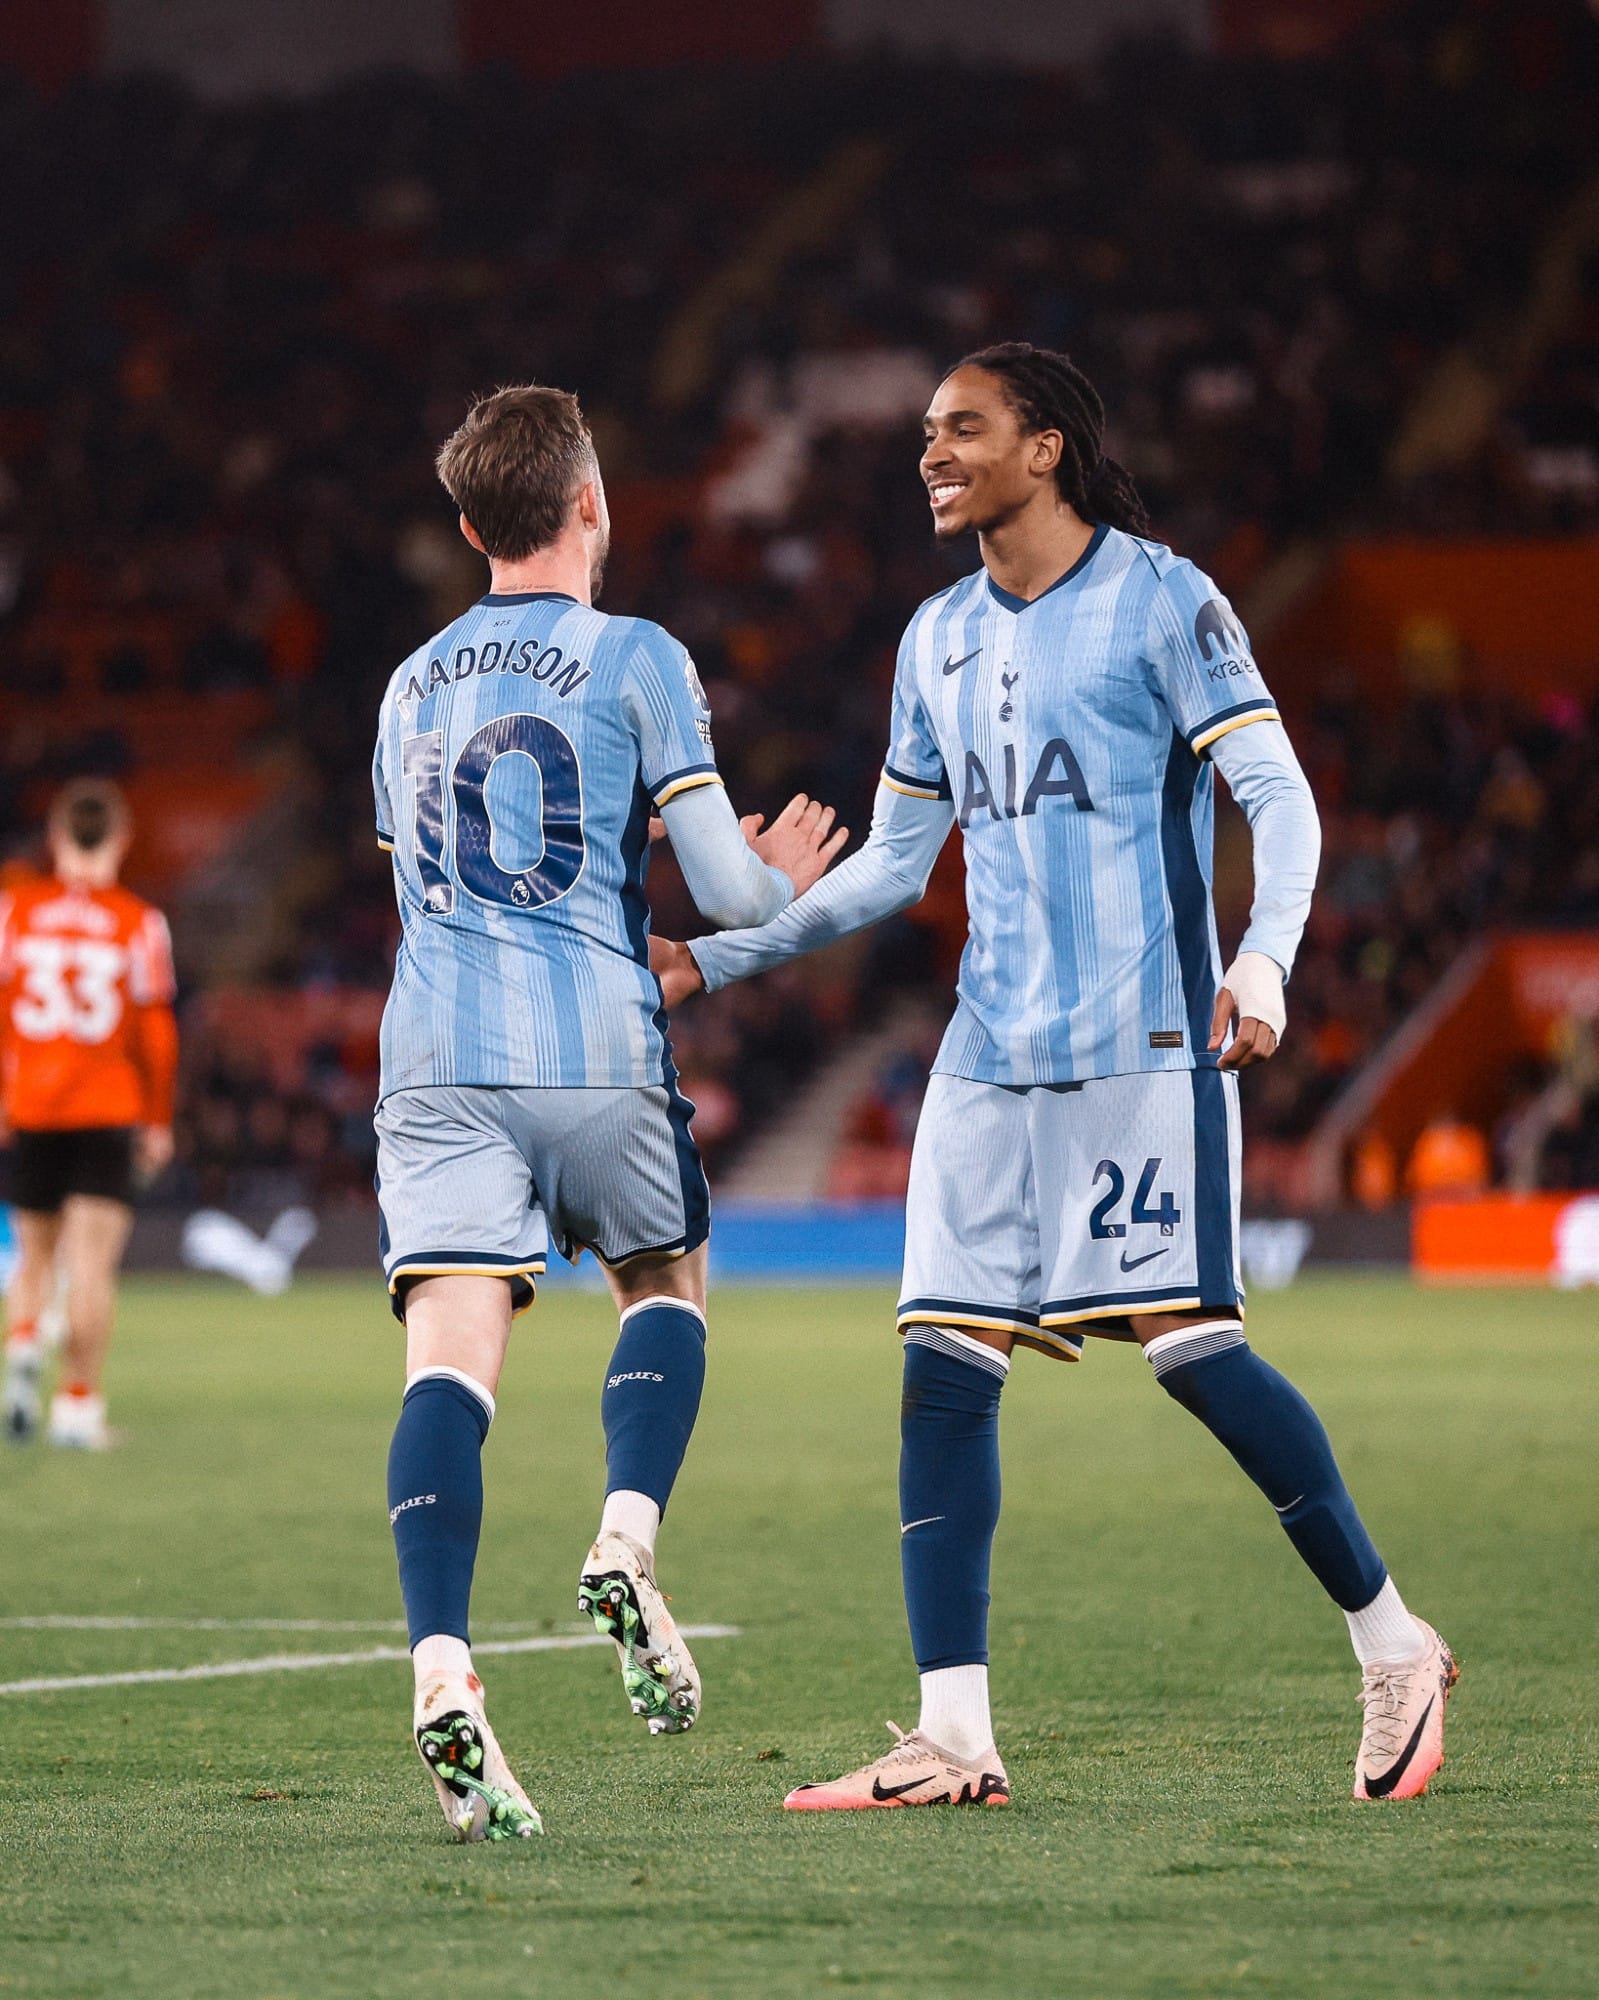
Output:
[
  {"xmin": 670, "ymin": 781, "xmax": 954, "ymax": 999},
  {"xmin": 1205, "ymin": 717, "xmax": 1322, "ymax": 1069},
  {"xmin": 658, "ymin": 784, "xmax": 846, "ymax": 931}
]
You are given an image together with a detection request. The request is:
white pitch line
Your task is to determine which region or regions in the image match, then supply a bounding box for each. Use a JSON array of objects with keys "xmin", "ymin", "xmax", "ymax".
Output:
[
  {"xmin": 0, "ymin": 1624, "xmax": 741, "ymax": 1698},
  {"xmin": 0, "ymin": 1617, "xmax": 545, "ymax": 1634}
]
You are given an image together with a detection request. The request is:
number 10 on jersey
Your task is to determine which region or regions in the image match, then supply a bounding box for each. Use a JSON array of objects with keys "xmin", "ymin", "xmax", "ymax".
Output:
[{"xmin": 402, "ymin": 714, "xmax": 587, "ymax": 915}]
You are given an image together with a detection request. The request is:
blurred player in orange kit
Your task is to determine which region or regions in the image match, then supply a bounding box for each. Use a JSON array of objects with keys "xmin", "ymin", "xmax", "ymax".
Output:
[{"xmin": 0, "ymin": 782, "xmax": 178, "ymax": 1448}]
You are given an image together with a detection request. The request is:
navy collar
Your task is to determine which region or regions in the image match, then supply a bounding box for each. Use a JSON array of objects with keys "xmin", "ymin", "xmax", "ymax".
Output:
[
  {"xmin": 479, "ymin": 590, "xmax": 581, "ymax": 606},
  {"xmin": 984, "ymin": 523, "xmax": 1108, "ymax": 613}
]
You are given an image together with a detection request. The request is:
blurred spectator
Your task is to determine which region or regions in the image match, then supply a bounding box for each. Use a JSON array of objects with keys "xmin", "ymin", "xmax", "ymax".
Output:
[
  {"xmin": 2, "ymin": 5, "xmax": 1596, "ymax": 1208},
  {"xmin": 1350, "ymin": 1129, "xmax": 1399, "ymax": 1211},
  {"xmin": 1405, "ymin": 1115, "xmax": 1492, "ymax": 1199}
]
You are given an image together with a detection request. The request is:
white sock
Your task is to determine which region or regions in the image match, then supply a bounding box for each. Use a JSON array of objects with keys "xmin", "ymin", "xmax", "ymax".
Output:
[
  {"xmin": 1345, "ymin": 1577, "xmax": 1426, "ymax": 1667},
  {"xmin": 600, "ymin": 1488, "xmax": 661, "ymax": 1555},
  {"xmin": 917, "ymin": 1664, "xmax": 993, "ymax": 1761},
  {"xmin": 412, "ymin": 1633, "xmax": 473, "ymax": 1686}
]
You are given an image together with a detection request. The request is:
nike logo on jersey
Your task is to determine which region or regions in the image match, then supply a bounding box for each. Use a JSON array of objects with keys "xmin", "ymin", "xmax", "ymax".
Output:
[
  {"xmin": 942, "ymin": 649, "xmax": 980, "ymax": 676},
  {"xmin": 1118, "ymin": 1246, "xmax": 1169, "ymax": 1272},
  {"xmin": 1360, "ymin": 1698, "xmax": 1435, "ymax": 1799}
]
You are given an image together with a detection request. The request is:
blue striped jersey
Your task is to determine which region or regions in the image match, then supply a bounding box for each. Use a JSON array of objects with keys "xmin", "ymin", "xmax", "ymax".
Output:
[
  {"xmin": 885, "ymin": 526, "xmax": 1280, "ymax": 1086},
  {"xmin": 373, "ymin": 590, "xmax": 718, "ymax": 1094}
]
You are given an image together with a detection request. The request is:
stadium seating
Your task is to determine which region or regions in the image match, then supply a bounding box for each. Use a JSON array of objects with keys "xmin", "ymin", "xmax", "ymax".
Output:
[{"xmin": 1, "ymin": 0, "xmax": 1595, "ymax": 1212}]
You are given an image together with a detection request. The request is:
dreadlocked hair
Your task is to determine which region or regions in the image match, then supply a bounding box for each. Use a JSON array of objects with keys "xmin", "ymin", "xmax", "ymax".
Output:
[{"xmin": 957, "ymin": 341, "xmax": 1150, "ymax": 537}]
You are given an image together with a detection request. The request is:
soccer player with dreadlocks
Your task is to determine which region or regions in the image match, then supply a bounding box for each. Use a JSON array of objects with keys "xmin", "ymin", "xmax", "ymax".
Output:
[{"xmin": 652, "ymin": 342, "xmax": 1457, "ymax": 1810}]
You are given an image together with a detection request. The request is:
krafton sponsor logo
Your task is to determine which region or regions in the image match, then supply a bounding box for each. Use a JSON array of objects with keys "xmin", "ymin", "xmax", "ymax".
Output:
[{"xmin": 1193, "ymin": 597, "xmax": 1259, "ymax": 684}]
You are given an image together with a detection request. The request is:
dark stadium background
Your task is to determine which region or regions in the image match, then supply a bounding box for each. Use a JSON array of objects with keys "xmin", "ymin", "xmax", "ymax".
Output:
[{"xmin": 3, "ymin": 0, "xmax": 1598, "ymax": 1288}]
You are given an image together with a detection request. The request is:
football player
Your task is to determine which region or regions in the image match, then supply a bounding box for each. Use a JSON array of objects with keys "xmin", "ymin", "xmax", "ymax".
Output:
[
  {"xmin": 1, "ymin": 782, "xmax": 177, "ymax": 1449},
  {"xmin": 373, "ymin": 385, "xmax": 844, "ymax": 1839},
  {"xmin": 653, "ymin": 344, "xmax": 1456, "ymax": 1811}
]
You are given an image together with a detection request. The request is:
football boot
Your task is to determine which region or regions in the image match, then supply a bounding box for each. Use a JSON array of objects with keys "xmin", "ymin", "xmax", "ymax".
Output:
[
  {"xmin": 46, "ymin": 1390, "xmax": 109, "ymax": 1451},
  {"xmin": 413, "ymin": 1669, "xmax": 542, "ymax": 1841},
  {"xmin": 2, "ymin": 1340, "xmax": 42, "ymax": 1444},
  {"xmin": 577, "ymin": 1530, "xmax": 700, "ymax": 1735},
  {"xmin": 1353, "ymin": 1620, "xmax": 1459, "ymax": 1801},
  {"xmin": 783, "ymin": 1723, "xmax": 1009, "ymax": 1810}
]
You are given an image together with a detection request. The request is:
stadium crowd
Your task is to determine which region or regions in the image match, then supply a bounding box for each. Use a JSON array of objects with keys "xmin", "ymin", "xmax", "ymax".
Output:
[{"xmin": 1, "ymin": 0, "xmax": 1596, "ymax": 1213}]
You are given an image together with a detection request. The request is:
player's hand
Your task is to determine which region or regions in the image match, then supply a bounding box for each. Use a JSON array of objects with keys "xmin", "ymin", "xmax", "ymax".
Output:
[
  {"xmin": 741, "ymin": 794, "xmax": 849, "ymax": 898},
  {"xmin": 137, "ymin": 1125, "xmax": 175, "ymax": 1179},
  {"xmin": 650, "ymin": 935, "xmax": 705, "ymax": 1009},
  {"xmin": 1209, "ymin": 952, "xmax": 1286, "ymax": 1070}
]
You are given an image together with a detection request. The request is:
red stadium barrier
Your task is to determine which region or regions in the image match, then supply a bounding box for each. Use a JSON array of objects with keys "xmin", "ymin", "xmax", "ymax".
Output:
[{"xmin": 1413, "ymin": 1193, "xmax": 1599, "ymax": 1286}]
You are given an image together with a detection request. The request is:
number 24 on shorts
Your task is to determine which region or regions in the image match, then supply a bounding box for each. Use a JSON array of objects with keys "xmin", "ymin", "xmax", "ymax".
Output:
[{"xmin": 1089, "ymin": 1157, "xmax": 1181, "ymax": 1239}]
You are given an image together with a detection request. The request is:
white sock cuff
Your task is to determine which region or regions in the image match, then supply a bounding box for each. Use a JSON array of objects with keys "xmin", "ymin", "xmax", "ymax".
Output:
[
  {"xmin": 404, "ymin": 1365, "xmax": 496, "ymax": 1425},
  {"xmin": 904, "ymin": 1323, "xmax": 1010, "ymax": 1378},
  {"xmin": 617, "ymin": 1294, "xmax": 707, "ymax": 1330},
  {"xmin": 599, "ymin": 1488, "xmax": 663, "ymax": 1551},
  {"xmin": 411, "ymin": 1632, "xmax": 474, "ymax": 1679},
  {"xmin": 916, "ymin": 1662, "xmax": 994, "ymax": 1760},
  {"xmin": 1345, "ymin": 1576, "xmax": 1426, "ymax": 1667},
  {"xmin": 1143, "ymin": 1320, "xmax": 1245, "ymax": 1379}
]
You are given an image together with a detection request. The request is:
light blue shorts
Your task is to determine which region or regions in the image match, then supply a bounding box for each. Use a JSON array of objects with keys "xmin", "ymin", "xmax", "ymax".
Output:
[
  {"xmin": 898, "ymin": 1068, "xmax": 1243, "ymax": 1362},
  {"xmin": 375, "ymin": 1083, "xmax": 708, "ymax": 1321}
]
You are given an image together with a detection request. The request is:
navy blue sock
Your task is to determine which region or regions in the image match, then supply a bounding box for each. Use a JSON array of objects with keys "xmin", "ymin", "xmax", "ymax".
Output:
[
  {"xmin": 601, "ymin": 1300, "xmax": 707, "ymax": 1515},
  {"xmin": 1153, "ymin": 1332, "xmax": 1386, "ymax": 1611},
  {"xmin": 899, "ymin": 1331, "xmax": 1006, "ymax": 1671},
  {"xmin": 387, "ymin": 1372, "xmax": 492, "ymax": 1648}
]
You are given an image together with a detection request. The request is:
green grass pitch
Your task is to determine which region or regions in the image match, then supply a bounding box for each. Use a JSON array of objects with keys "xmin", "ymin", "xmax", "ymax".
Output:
[{"xmin": 1, "ymin": 1273, "xmax": 1595, "ymax": 1998}]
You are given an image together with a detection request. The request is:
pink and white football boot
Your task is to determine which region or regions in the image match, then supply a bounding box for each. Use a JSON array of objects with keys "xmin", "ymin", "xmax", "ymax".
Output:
[
  {"xmin": 1353, "ymin": 1620, "xmax": 1459, "ymax": 1801},
  {"xmin": 783, "ymin": 1723, "xmax": 1009, "ymax": 1811}
]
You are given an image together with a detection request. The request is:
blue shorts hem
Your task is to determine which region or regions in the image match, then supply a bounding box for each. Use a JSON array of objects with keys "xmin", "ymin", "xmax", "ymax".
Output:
[
  {"xmin": 384, "ymin": 1251, "xmax": 545, "ymax": 1323},
  {"xmin": 579, "ymin": 1213, "xmax": 710, "ymax": 1269},
  {"xmin": 896, "ymin": 1296, "xmax": 1041, "ymax": 1333}
]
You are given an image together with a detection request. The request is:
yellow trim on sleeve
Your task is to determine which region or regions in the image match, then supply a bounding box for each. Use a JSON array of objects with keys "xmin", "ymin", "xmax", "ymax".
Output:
[
  {"xmin": 882, "ymin": 774, "xmax": 944, "ymax": 801},
  {"xmin": 377, "ymin": 837, "xmax": 395, "ymax": 852},
  {"xmin": 1190, "ymin": 708, "xmax": 1280, "ymax": 755},
  {"xmin": 654, "ymin": 771, "xmax": 725, "ymax": 806}
]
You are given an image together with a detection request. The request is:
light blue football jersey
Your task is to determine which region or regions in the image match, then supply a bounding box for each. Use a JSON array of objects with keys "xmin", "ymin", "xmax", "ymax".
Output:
[
  {"xmin": 374, "ymin": 590, "xmax": 718, "ymax": 1095},
  {"xmin": 885, "ymin": 526, "xmax": 1280, "ymax": 1086}
]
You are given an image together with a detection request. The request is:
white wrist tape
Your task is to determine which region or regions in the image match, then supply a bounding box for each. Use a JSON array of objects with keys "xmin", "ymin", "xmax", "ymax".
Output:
[{"xmin": 1220, "ymin": 951, "xmax": 1286, "ymax": 1037}]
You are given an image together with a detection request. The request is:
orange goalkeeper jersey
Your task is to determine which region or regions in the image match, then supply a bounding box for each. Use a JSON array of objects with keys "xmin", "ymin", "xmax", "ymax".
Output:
[{"xmin": 0, "ymin": 878, "xmax": 178, "ymax": 1131}]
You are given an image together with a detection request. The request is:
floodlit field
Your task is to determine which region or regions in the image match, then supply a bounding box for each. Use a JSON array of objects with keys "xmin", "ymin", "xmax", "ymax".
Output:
[{"xmin": 1, "ymin": 1274, "xmax": 1595, "ymax": 1998}]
